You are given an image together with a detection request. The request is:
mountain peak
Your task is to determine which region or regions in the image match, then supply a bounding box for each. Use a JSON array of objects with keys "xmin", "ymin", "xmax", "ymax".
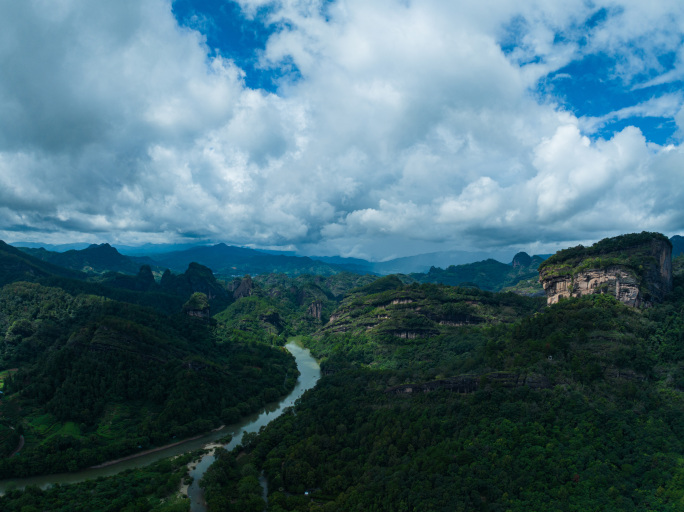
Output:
[
  {"xmin": 511, "ymin": 252, "xmax": 532, "ymax": 268},
  {"xmin": 86, "ymin": 243, "xmax": 117, "ymax": 253}
]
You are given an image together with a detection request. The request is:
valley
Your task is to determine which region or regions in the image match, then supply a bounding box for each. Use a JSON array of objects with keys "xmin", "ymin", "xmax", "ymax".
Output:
[{"xmin": 0, "ymin": 233, "xmax": 683, "ymax": 511}]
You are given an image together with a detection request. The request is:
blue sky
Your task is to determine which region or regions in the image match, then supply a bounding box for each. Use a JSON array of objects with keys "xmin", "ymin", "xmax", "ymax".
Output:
[
  {"xmin": 172, "ymin": 0, "xmax": 278, "ymax": 90},
  {"xmin": 541, "ymin": 54, "xmax": 679, "ymax": 144},
  {"xmin": 0, "ymin": 0, "xmax": 683, "ymax": 260}
]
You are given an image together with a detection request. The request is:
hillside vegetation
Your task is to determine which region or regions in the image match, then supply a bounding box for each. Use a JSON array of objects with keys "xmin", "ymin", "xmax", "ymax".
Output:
[
  {"xmin": 406, "ymin": 252, "xmax": 546, "ymax": 294},
  {"xmin": 538, "ymin": 232, "xmax": 671, "ymax": 283},
  {"xmin": 2, "ymin": 237, "xmax": 684, "ymax": 512},
  {"xmin": 17, "ymin": 243, "xmax": 154, "ymax": 276},
  {"xmin": 0, "ymin": 239, "xmax": 305, "ymax": 480},
  {"xmin": 198, "ymin": 253, "xmax": 684, "ymax": 512}
]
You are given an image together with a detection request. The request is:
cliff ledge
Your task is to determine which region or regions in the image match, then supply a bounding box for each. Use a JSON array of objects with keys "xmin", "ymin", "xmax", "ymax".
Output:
[{"xmin": 538, "ymin": 232, "xmax": 672, "ymax": 307}]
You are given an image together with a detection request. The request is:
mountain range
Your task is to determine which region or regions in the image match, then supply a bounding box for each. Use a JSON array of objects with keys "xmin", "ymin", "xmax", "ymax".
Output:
[
  {"xmin": 9, "ymin": 241, "xmax": 534, "ymax": 277},
  {"xmin": 1, "ymin": 232, "xmax": 684, "ymax": 511},
  {"xmin": 8, "ymin": 235, "xmax": 684, "ymax": 287}
]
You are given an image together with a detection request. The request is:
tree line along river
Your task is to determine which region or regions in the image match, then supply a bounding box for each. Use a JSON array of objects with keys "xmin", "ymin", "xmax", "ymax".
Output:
[{"xmin": 0, "ymin": 340, "xmax": 322, "ymax": 512}]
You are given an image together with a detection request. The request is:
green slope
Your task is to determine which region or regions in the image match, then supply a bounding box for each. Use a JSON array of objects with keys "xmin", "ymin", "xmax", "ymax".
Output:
[
  {"xmin": 17, "ymin": 243, "xmax": 153, "ymax": 275},
  {"xmin": 197, "ymin": 256, "xmax": 684, "ymax": 512},
  {"xmin": 408, "ymin": 252, "xmax": 546, "ymax": 293},
  {"xmin": 0, "ymin": 281, "xmax": 297, "ymax": 478},
  {"xmin": 0, "ymin": 240, "xmax": 86, "ymax": 285}
]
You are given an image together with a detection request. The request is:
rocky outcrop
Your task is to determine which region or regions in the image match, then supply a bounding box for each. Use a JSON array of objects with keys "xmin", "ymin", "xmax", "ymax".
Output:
[
  {"xmin": 390, "ymin": 298, "xmax": 414, "ymax": 305},
  {"xmin": 307, "ymin": 300, "xmax": 323, "ymax": 320},
  {"xmin": 160, "ymin": 262, "xmax": 231, "ymax": 310},
  {"xmin": 233, "ymin": 275, "xmax": 254, "ymax": 299},
  {"xmin": 393, "ymin": 331, "xmax": 425, "ymax": 339},
  {"xmin": 182, "ymin": 292, "xmax": 210, "ymax": 318},
  {"xmin": 542, "ymin": 266, "xmax": 642, "ymax": 306},
  {"xmin": 539, "ymin": 233, "xmax": 672, "ymax": 307},
  {"xmin": 136, "ymin": 265, "xmax": 156, "ymax": 290}
]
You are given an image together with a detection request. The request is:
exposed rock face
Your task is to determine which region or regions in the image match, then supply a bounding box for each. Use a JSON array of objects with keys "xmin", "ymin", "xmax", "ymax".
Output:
[
  {"xmin": 542, "ymin": 266, "xmax": 642, "ymax": 306},
  {"xmin": 539, "ymin": 234, "xmax": 672, "ymax": 307},
  {"xmin": 186, "ymin": 309, "xmax": 210, "ymax": 319},
  {"xmin": 233, "ymin": 275, "xmax": 254, "ymax": 299},
  {"xmin": 307, "ymin": 300, "xmax": 323, "ymax": 320},
  {"xmin": 394, "ymin": 331, "xmax": 422, "ymax": 339}
]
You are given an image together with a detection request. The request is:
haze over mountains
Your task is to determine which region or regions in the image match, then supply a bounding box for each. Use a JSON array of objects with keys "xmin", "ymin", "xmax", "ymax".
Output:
[
  {"xmin": 7, "ymin": 235, "xmax": 683, "ymax": 300},
  {"xmin": 9, "ymin": 241, "xmax": 539, "ymax": 276}
]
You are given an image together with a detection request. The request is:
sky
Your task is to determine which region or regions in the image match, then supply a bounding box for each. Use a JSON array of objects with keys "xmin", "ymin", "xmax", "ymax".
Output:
[{"xmin": 1, "ymin": 0, "xmax": 683, "ymax": 261}]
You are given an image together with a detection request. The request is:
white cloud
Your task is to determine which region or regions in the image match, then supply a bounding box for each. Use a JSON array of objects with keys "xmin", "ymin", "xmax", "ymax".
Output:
[
  {"xmin": 580, "ymin": 93, "xmax": 684, "ymax": 134},
  {"xmin": 1, "ymin": 0, "xmax": 684, "ymax": 259}
]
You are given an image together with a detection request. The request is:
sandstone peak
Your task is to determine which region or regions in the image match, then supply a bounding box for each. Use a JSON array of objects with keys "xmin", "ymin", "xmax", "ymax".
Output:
[{"xmin": 538, "ymin": 232, "xmax": 672, "ymax": 307}]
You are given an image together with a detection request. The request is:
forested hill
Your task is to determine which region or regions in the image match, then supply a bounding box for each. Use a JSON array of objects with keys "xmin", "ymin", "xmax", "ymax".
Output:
[
  {"xmin": 0, "ymin": 239, "xmax": 305, "ymax": 479},
  {"xmin": 17, "ymin": 243, "xmax": 154, "ymax": 275},
  {"xmin": 0, "ymin": 281, "xmax": 298, "ymax": 478},
  {"xmin": 405, "ymin": 251, "xmax": 547, "ymax": 294},
  {"xmin": 199, "ymin": 253, "xmax": 684, "ymax": 512},
  {"xmin": 0, "ymin": 240, "xmax": 86, "ymax": 285},
  {"xmin": 1, "ymin": 239, "xmax": 242, "ymax": 316}
]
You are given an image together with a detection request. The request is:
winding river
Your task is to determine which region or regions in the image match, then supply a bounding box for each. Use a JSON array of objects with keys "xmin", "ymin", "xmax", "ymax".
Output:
[{"xmin": 0, "ymin": 339, "xmax": 321, "ymax": 511}]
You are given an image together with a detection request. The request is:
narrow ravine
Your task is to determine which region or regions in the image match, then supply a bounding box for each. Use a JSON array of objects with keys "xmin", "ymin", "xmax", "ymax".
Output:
[{"xmin": 0, "ymin": 339, "xmax": 321, "ymax": 506}]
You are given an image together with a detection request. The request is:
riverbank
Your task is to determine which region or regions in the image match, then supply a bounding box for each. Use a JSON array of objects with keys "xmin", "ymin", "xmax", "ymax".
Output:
[
  {"xmin": 0, "ymin": 340, "xmax": 321, "ymax": 503},
  {"xmin": 185, "ymin": 339, "xmax": 322, "ymax": 512},
  {"xmin": 90, "ymin": 425, "xmax": 226, "ymax": 469},
  {"xmin": 90, "ymin": 435, "xmax": 203, "ymax": 469},
  {"xmin": 178, "ymin": 442, "xmax": 223, "ymax": 498}
]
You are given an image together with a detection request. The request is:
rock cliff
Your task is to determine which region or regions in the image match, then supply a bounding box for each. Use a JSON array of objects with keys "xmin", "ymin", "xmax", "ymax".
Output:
[
  {"xmin": 538, "ymin": 232, "xmax": 672, "ymax": 307},
  {"xmin": 232, "ymin": 275, "xmax": 254, "ymax": 299},
  {"xmin": 307, "ymin": 300, "xmax": 323, "ymax": 320}
]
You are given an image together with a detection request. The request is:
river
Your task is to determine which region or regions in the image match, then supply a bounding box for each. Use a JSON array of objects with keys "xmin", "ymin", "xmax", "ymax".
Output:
[{"xmin": 0, "ymin": 339, "xmax": 321, "ymax": 510}]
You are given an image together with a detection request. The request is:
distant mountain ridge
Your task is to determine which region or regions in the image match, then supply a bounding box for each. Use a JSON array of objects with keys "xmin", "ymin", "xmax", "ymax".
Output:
[
  {"xmin": 18, "ymin": 243, "xmax": 154, "ymax": 275},
  {"xmin": 8, "ymin": 235, "xmax": 682, "ymax": 282},
  {"xmin": 0, "ymin": 241, "xmax": 221, "ymax": 315},
  {"xmin": 0, "ymin": 240, "xmax": 86, "ymax": 285},
  {"xmin": 150, "ymin": 243, "xmax": 351, "ymax": 277},
  {"xmin": 9, "ymin": 241, "xmax": 531, "ymax": 277},
  {"xmin": 406, "ymin": 251, "xmax": 548, "ymax": 293}
]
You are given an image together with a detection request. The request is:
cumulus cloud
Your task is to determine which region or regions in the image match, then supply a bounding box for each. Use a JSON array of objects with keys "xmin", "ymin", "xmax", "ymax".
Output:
[
  {"xmin": 0, "ymin": 0, "xmax": 683, "ymax": 259},
  {"xmin": 580, "ymin": 94, "xmax": 684, "ymax": 134}
]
